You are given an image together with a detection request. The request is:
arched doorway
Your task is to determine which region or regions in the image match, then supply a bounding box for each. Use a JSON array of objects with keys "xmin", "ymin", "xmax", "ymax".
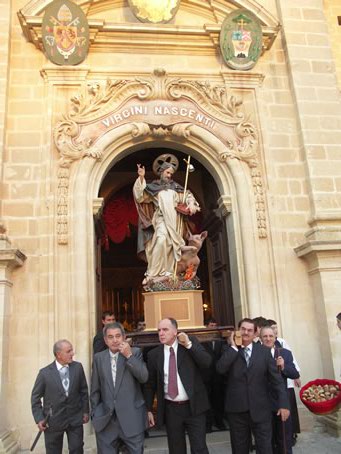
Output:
[{"xmin": 94, "ymin": 146, "xmax": 235, "ymax": 331}]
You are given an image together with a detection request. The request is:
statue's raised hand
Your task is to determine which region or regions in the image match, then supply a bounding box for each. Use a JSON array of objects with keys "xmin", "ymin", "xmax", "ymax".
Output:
[{"xmin": 137, "ymin": 163, "xmax": 145, "ymax": 182}]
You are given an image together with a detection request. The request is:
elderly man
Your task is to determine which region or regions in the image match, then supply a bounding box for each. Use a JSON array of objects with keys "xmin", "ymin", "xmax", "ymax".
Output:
[
  {"xmin": 216, "ymin": 318, "xmax": 290, "ymax": 454},
  {"xmin": 133, "ymin": 161, "xmax": 200, "ymax": 285},
  {"xmin": 90, "ymin": 322, "xmax": 148, "ymax": 453},
  {"xmin": 31, "ymin": 340, "xmax": 89, "ymax": 454},
  {"xmin": 260, "ymin": 326, "xmax": 300, "ymax": 454},
  {"xmin": 144, "ymin": 317, "xmax": 211, "ymax": 454}
]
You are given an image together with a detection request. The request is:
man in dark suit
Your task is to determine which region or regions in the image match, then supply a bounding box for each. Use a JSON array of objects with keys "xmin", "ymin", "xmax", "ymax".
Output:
[
  {"xmin": 93, "ymin": 311, "xmax": 116, "ymax": 354},
  {"xmin": 144, "ymin": 317, "xmax": 212, "ymax": 454},
  {"xmin": 31, "ymin": 339, "xmax": 89, "ymax": 454},
  {"xmin": 90, "ymin": 322, "xmax": 148, "ymax": 453},
  {"xmin": 201, "ymin": 318, "xmax": 226, "ymax": 432},
  {"xmin": 216, "ymin": 318, "xmax": 290, "ymax": 454},
  {"xmin": 260, "ymin": 326, "xmax": 300, "ymax": 454}
]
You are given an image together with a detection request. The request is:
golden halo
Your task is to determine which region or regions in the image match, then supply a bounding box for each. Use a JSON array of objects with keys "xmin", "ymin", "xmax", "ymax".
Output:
[{"xmin": 152, "ymin": 154, "xmax": 179, "ymax": 175}]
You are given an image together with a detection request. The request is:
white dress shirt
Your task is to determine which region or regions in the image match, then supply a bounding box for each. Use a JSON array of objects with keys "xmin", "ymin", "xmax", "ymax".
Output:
[{"xmin": 163, "ymin": 340, "xmax": 189, "ymax": 401}]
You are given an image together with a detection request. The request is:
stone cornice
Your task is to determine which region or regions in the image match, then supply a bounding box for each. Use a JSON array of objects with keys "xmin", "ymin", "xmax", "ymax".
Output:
[
  {"xmin": 216, "ymin": 195, "xmax": 233, "ymax": 218},
  {"xmin": 40, "ymin": 66, "xmax": 90, "ymax": 83},
  {"xmin": 0, "ymin": 249, "xmax": 27, "ymax": 269},
  {"xmin": 93, "ymin": 198, "xmax": 104, "ymax": 217},
  {"xmin": 18, "ymin": 18, "xmax": 278, "ymax": 56},
  {"xmin": 294, "ymin": 240, "xmax": 341, "ymax": 258},
  {"xmin": 17, "ymin": 1, "xmax": 280, "ymax": 56},
  {"xmin": 220, "ymin": 71, "xmax": 265, "ymax": 88}
]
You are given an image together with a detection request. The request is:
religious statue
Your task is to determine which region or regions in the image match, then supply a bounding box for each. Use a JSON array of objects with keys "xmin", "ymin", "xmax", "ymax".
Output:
[{"xmin": 133, "ymin": 154, "xmax": 201, "ymax": 287}]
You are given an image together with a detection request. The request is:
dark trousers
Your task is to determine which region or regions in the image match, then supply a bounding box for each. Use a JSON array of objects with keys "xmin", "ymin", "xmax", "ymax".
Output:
[
  {"xmin": 272, "ymin": 412, "xmax": 293, "ymax": 454},
  {"xmin": 95, "ymin": 415, "xmax": 144, "ymax": 454},
  {"xmin": 205, "ymin": 380, "xmax": 225, "ymax": 428},
  {"xmin": 227, "ymin": 411, "xmax": 272, "ymax": 454},
  {"xmin": 288, "ymin": 388, "xmax": 300, "ymax": 435},
  {"xmin": 165, "ymin": 400, "xmax": 209, "ymax": 454},
  {"xmin": 44, "ymin": 425, "xmax": 84, "ymax": 454}
]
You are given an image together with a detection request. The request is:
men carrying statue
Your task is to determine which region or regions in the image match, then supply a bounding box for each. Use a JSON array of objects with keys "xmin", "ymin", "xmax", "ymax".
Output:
[{"xmin": 133, "ymin": 158, "xmax": 200, "ymax": 286}]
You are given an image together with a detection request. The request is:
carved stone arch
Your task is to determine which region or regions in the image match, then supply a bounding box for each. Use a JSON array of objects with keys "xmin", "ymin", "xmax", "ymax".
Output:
[{"xmin": 63, "ymin": 122, "xmax": 263, "ymax": 344}]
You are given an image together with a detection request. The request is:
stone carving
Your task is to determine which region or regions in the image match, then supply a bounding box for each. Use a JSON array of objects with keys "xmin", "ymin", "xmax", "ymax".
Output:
[
  {"xmin": 54, "ymin": 120, "xmax": 102, "ymax": 245},
  {"xmin": 131, "ymin": 122, "xmax": 192, "ymax": 139},
  {"xmin": 54, "ymin": 69, "xmax": 267, "ymax": 243}
]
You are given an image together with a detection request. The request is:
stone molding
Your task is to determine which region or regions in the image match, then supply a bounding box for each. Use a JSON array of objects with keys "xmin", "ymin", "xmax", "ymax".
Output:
[
  {"xmin": 52, "ymin": 69, "xmax": 267, "ymax": 243},
  {"xmin": 0, "ymin": 430, "xmax": 19, "ymax": 454}
]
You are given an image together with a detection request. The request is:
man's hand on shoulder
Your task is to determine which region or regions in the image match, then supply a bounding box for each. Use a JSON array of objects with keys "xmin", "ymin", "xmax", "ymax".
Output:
[{"xmin": 178, "ymin": 332, "xmax": 192, "ymax": 349}]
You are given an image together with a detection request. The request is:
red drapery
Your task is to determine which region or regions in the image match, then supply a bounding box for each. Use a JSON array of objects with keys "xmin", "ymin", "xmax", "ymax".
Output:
[
  {"xmin": 102, "ymin": 187, "xmax": 202, "ymax": 249},
  {"xmin": 102, "ymin": 189, "xmax": 138, "ymax": 247}
]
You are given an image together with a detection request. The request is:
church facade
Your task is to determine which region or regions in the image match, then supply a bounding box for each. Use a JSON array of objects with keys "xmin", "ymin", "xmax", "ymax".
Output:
[{"xmin": 0, "ymin": 0, "xmax": 340, "ymax": 451}]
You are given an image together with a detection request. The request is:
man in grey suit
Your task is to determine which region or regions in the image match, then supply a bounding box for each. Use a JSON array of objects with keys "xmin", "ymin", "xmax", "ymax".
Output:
[
  {"xmin": 31, "ymin": 339, "xmax": 89, "ymax": 453},
  {"xmin": 91, "ymin": 322, "xmax": 148, "ymax": 453}
]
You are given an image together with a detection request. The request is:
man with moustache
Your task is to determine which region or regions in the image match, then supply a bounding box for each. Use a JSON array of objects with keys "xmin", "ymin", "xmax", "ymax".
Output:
[
  {"xmin": 90, "ymin": 322, "xmax": 148, "ymax": 453},
  {"xmin": 144, "ymin": 317, "xmax": 211, "ymax": 454},
  {"xmin": 31, "ymin": 339, "xmax": 89, "ymax": 454},
  {"xmin": 216, "ymin": 318, "xmax": 290, "ymax": 454}
]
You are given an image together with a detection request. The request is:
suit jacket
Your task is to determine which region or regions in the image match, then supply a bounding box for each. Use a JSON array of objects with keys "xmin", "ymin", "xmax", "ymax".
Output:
[
  {"xmin": 143, "ymin": 336, "xmax": 212, "ymax": 428},
  {"xmin": 200, "ymin": 339, "xmax": 225, "ymax": 384},
  {"xmin": 93, "ymin": 330, "xmax": 107, "ymax": 354},
  {"xmin": 90, "ymin": 347, "xmax": 148, "ymax": 438},
  {"xmin": 216, "ymin": 342, "xmax": 289, "ymax": 423},
  {"xmin": 31, "ymin": 361, "xmax": 89, "ymax": 431}
]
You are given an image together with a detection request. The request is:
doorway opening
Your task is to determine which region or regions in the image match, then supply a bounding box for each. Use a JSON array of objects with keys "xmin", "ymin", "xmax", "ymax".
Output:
[{"xmin": 95, "ymin": 146, "xmax": 235, "ymax": 331}]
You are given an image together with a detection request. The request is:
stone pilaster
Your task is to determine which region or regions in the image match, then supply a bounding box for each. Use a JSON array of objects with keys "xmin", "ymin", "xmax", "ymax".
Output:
[
  {"xmin": 295, "ymin": 227, "xmax": 341, "ymax": 435},
  {"xmin": 0, "ymin": 227, "xmax": 26, "ymax": 453}
]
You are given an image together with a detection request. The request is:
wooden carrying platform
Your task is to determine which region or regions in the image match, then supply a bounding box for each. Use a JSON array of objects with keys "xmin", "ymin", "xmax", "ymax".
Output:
[{"xmin": 143, "ymin": 290, "xmax": 204, "ymax": 330}]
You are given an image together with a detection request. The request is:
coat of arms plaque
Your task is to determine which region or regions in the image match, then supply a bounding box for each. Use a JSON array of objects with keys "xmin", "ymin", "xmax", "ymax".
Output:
[
  {"xmin": 42, "ymin": 0, "xmax": 89, "ymax": 65},
  {"xmin": 128, "ymin": 0, "xmax": 181, "ymax": 24},
  {"xmin": 220, "ymin": 9, "xmax": 262, "ymax": 71}
]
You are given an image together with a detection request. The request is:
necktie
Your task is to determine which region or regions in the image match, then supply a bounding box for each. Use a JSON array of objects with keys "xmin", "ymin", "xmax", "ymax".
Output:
[
  {"xmin": 112, "ymin": 354, "xmax": 118, "ymax": 386},
  {"xmin": 59, "ymin": 366, "xmax": 69, "ymax": 395},
  {"xmin": 168, "ymin": 347, "xmax": 178, "ymax": 399},
  {"xmin": 244, "ymin": 346, "xmax": 251, "ymax": 367}
]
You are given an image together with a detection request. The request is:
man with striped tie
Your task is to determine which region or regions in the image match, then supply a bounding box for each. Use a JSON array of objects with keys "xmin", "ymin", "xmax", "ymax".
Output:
[
  {"xmin": 216, "ymin": 318, "xmax": 290, "ymax": 454},
  {"xmin": 90, "ymin": 322, "xmax": 148, "ymax": 453},
  {"xmin": 31, "ymin": 339, "xmax": 89, "ymax": 453}
]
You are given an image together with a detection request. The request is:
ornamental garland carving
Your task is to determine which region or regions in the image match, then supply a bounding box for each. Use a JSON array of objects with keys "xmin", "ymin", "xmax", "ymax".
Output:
[{"xmin": 54, "ymin": 69, "xmax": 267, "ymax": 244}]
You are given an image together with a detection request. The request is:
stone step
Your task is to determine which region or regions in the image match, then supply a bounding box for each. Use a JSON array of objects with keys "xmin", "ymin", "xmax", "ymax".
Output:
[{"xmin": 19, "ymin": 429, "xmax": 231, "ymax": 453}]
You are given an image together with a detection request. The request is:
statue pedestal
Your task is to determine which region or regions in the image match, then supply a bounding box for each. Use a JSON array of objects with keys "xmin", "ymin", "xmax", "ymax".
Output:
[{"xmin": 143, "ymin": 290, "xmax": 204, "ymax": 330}]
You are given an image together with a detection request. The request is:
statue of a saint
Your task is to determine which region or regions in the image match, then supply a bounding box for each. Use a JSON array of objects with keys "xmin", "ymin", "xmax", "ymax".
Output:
[{"xmin": 133, "ymin": 161, "xmax": 200, "ymax": 285}]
